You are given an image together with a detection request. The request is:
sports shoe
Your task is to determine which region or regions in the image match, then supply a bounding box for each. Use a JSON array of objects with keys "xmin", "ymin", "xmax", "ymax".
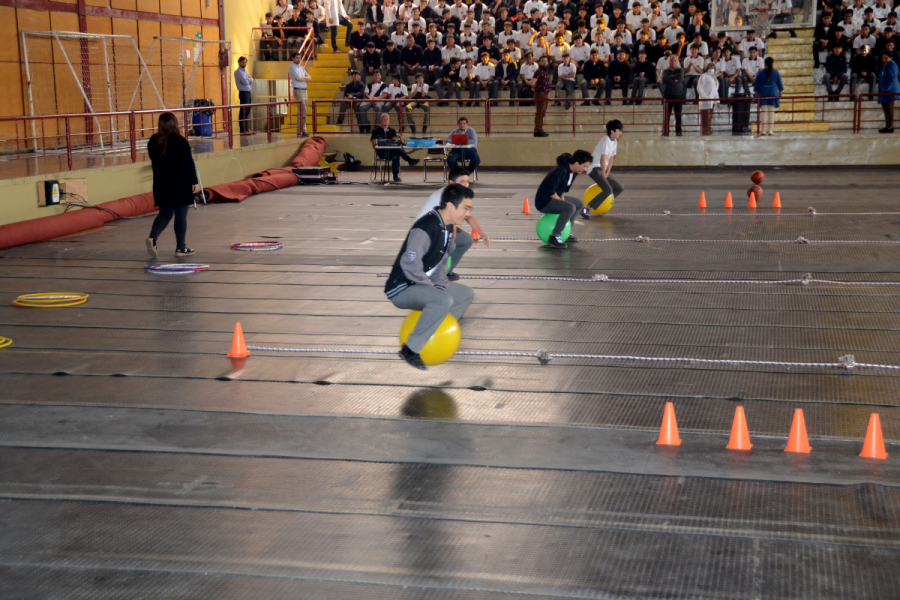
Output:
[
  {"xmin": 408, "ymin": 158, "xmax": 420, "ymax": 166},
  {"xmin": 580, "ymin": 207, "xmax": 591, "ymax": 219},
  {"xmin": 566, "ymin": 234, "xmax": 579, "ymax": 243},
  {"xmin": 410, "ymin": 126, "xmax": 416, "ymax": 134},
  {"xmin": 393, "ymin": 176, "xmax": 402, "ymax": 182},
  {"xmin": 175, "ymin": 247, "xmax": 195, "ymax": 256},
  {"xmin": 547, "ymin": 236, "xmax": 567, "ymax": 249},
  {"xmin": 399, "ymin": 344, "xmax": 428, "ymax": 370},
  {"xmin": 446, "ymin": 271, "xmax": 460, "ymax": 281},
  {"xmin": 146, "ymin": 237, "xmax": 158, "ymax": 258}
]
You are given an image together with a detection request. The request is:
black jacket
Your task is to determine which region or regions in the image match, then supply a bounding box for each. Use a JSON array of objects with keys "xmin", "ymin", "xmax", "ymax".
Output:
[
  {"xmin": 343, "ymin": 79, "xmax": 366, "ymax": 98},
  {"xmin": 535, "ymin": 153, "xmax": 578, "ymax": 211},
  {"xmin": 385, "ymin": 210, "xmax": 451, "ymax": 298},
  {"xmin": 496, "ymin": 61, "xmax": 519, "ymax": 81},
  {"xmin": 661, "ymin": 66, "xmax": 686, "ymax": 98},
  {"xmin": 147, "ymin": 134, "xmax": 197, "ymax": 207},
  {"xmin": 582, "ymin": 59, "xmax": 607, "ymax": 82}
]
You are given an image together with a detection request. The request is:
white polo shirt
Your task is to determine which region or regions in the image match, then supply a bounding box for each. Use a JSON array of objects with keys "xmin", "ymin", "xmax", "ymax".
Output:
[
  {"xmin": 557, "ymin": 62, "xmax": 577, "ymax": 79},
  {"xmin": 588, "ymin": 135, "xmax": 617, "ymax": 173},
  {"xmin": 742, "ymin": 56, "xmax": 764, "ymax": 76}
]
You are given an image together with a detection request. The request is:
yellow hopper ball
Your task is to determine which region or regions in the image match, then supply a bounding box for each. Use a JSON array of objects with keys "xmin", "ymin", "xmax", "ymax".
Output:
[
  {"xmin": 399, "ymin": 312, "xmax": 461, "ymax": 366},
  {"xmin": 583, "ymin": 184, "xmax": 614, "ymax": 215}
]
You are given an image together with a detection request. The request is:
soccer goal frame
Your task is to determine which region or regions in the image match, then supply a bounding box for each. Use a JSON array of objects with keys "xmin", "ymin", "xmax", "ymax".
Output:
[
  {"xmin": 21, "ymin": 30, "xmax": 165, "ymax": 149},
  {"xmin": 144, "ymin": 37, "xmax": 232, "ymax": 110}
]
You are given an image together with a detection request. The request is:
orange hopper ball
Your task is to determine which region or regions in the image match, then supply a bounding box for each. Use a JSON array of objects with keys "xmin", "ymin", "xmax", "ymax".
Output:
[
  {"xmin": 751, "ymin": 170, "xmax": 765, "ymax": 184},
  {"xmin": 748, "ymin": 185, "xmax": 764, "ymax": 201}
]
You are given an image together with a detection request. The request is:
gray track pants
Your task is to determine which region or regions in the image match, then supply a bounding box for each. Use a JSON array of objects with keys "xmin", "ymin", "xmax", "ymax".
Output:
[
  {"xmin": 449, "ymin": 229, "xmax": 473, "ymax": 272},
  {"xmin": 587, "ymin": 168, "xmax": 624, "ymax": 210},
  {"xmin": 390, "ymin": 281, "xmax": 475, "ymax": 353}
]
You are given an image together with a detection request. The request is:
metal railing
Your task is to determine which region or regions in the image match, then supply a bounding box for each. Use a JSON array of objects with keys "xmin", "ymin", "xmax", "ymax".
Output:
[
  {"xmin": 0, "ymin": 100, "xmax": 303, "ymax": 170},
  {"xmin": 250, "ymin": 27, "xmax": 316, "ymax": 65},
  {"xmin": 312, "ymin": 91, "xmax": 896, "ymax": 137}
]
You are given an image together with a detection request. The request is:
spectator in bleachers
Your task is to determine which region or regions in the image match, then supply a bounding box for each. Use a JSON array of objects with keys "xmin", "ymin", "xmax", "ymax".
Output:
[
  {"xmin": 813, "ymin": 12, "xmax": 835, "ymax": 68},
  {"xmin": 878, "ymin": 50, "xmax": 899, "ymax": 132},
  {"xmin": 391, "ymin": 21, "xmax": 407, "ymax": 47},
  {"xmin": 400, "ymin": 35, "xmax": 425, "ymax": 83},
  {"xmin": 435, "ymin": 56, "xmax": 463, "ymax": 104},
  {"xmin": 496, "ymin": 51, "xmax": 519, "ymax": 105},
  {"xmin": 358, "ymin": 70, "xmax": 389, "ymax": 130},
  {"xmin": 442, "ymin": 35, "xmax": 463, "ymax": 63},
  {"xmin": 427, "ymin": 22, "xmax": 444, "ymax": 46},
  {"xmin": 683, "ymin": 43, "xmax": 705, "ymax": 96},
  {"xmin": 365, "ymin": 0, "xmax": 383, "ymax": 30},
  {"xmin": 358, "ymin": 42, "xmax": 380, "ymax": 82},
  {"xmin": 853, "ymin": 24, "xmax": 877, "ymax": 55},
  {"xmin": 741, "ymin": 46, "xmax": 764, "ymax": 95},
  {"xmin": 275, "ymin": 0, "xmax": 293, "ymax": 22},
  {"xmin": 383, "ymin": 39, "xmax": 402, "ymax": 77},
  {"xmin": 409, "ymin": 22, "xmax": 428, "ymax": 47},
  {"xmin": 261, "ymin": 13, "xmax": 277, "ymax": 60},
  {"xmin": 553, "ymin": 53, "xmax": 578, "ymax": 107},
  {"xmin": 344, "ymin": 0, "xmax": 363, "ymax": 18},
  {"xmin": 382, "ymin": 0, "xmax": 398, "ymax": 28},
  {"xmin": 630, "ymin": 48, "xmax": 655, "ymax": 104},
  {"xmin": 272, "ymin": 16, "xmax": 289, "ymax": 60},
  {"xmin": 850, "ymin": 44, "xmax": 877, "ymax": 95},
  {"xmin": 879, "ymin": 40, "xmax": 900, "ymax": 71},
  {"xmin": 385, "ymin": 72, "xmax": 409, "ymax": 119},
  {"xmin": 824, "ymin": 44, "xmax": 848, "ymax": 99},
  {"xmin": 469, "ymin": 52, "xmax": 498, "ymax": 105},
  {"xmin": 324, "ymin": 0, "xmax": 353, "ymax": 52},
  {"xmin": 738, "ymin": 29, "xmax": 763, "ymax": 60},
  {"xmin": 407, "ymin": 72, "xmax": 431, "ymax": 133},
  {"xmin": 423, "ymin": 38, "xmax": 444, "ymax": 84},
  {"xmin": 518, "ymin": 51, "xmax": 538, "ymax": 103},
  {"xmin": 875, "ymin": 27, "xmax": 895, "ymax": 56},
  {"xmin": 371, "ymin": 23, "xmax": 388, "ymax": 49},
  {"xmin": 838, "ymin": 10, "xmax": 858, "ymax": 40},
  {"xmin": 337, "ymin": 70, "xmax": 367, "ymax": 127},
  {"xmin": 605, "ymin": 49, "xmax": 631, "ymax": 104},
  {"xmin": 349, "ymin": 21, "xmax": 371, "ymax": 72},
  {"xmin": 829, "ymin": 26, "xmax": 849, "ymax": 55}
]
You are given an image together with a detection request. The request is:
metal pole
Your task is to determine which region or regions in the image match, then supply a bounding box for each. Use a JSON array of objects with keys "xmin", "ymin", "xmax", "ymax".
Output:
[
  {"xmin": 129, "ymin": 112, "xmax": 137, "ymax": 162},
  {"xmin": 662, "ymin": 99, "xmax": 668, "ymax": 136},
  {"xmin": 101, "ymin": 37, "xmax": 115, "ymax": 144},
  {"xmin": 484, "ymin": 98, "xmax": 490, "ymax": 135},
  {"xmin": 312, "ymin": 100, "xmax": 318, "ymax": 135},
  {"xmin": 267, "ymin": 103, "xmax": 272, "ymax": 142},
  {"xmin": 21, "ymin": 32, "xmax": 38, "ymax": 150},
  {"xmin": 65, "ymin": 117, "xmax": 72, "ymax": 170}
]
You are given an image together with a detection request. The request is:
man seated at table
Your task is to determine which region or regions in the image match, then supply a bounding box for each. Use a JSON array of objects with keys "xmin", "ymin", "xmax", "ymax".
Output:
[
  {"xmin": 371, "ymin": 113, "xmax": 420, "ymax": 183},
  {"xmin": 444, "ymin": 116, "xmax": 481, "ymax": 173}
]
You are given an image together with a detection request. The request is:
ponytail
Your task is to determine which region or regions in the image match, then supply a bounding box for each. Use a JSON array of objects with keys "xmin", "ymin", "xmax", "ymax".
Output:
[{"xmin": 764, "ymin": 56, "xmax": 774, "ymax": 81}]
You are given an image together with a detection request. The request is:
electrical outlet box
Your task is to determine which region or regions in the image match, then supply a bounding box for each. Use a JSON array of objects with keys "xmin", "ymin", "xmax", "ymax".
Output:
[{"xmin": 39, "ymin": 180, "xmax": 60, "ymax": 206}]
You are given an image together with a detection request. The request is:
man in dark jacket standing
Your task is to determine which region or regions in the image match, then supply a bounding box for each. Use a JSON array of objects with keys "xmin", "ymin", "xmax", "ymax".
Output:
[
  {"xmin": 661, "ymin": 54, "xmax": 686, "ymax": 135},
  {"xmin": 386, "ymin": 184, "xmax": 476, "ymax": 370},
  {"xmin": 850, "ymin": 44, "xmax": 877, "ymax": 95},
  {"xmin": 534, "ymin": 150, "xmax": 593, "ymax": 249}
]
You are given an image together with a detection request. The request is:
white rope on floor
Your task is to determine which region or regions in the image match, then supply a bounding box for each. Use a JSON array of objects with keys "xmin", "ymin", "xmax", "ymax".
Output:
[
  {"xmin": 374, "ymin": 273, "xmax": 900, "ymax": 286},
  {"xmin": 491, "ymin": 236, "xmax": 900, "ymax": 244},
  {"xmin": 244, "ymin": 346, "xmax": 896, "ymax": 371}
]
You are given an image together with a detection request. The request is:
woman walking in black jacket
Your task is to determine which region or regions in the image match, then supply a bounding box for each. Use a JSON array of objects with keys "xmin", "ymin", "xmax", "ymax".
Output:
[{"xmin": 145, "ymin": 112, "xmax": 199, "ymax": 258}]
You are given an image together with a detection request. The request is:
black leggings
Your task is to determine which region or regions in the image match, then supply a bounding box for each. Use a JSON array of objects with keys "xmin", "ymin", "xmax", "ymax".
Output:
[
  {"xmin": 540, "ymin": 195, "xmax": 584, "ymax": 236},
  {"xmin": 150, "ymin": 205, "xmax": 189, "ymax": 249},
  {"xmin": 883, "ymin": 103, "xmax": 894, "ymax": 129}
]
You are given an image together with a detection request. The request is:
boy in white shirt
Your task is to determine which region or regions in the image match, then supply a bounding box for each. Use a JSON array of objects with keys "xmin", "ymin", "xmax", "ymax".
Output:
[
  {"xmin": 543, "ymin": 7, "xmax": 561, "ymax": 31},
  {"xmin": 738, "ymin": 30, "xmax": 764, "ymax": 59},
  {"xmin": 385, "ymin": 73, "xmax": 409, "ymax": 117},
  {"xmin": 499, "ymin": 21, "xmax": 518, "ymax": 46},
  {"xmin": 406, "ymin": 72, "xmax": 430, "ymax": 133},
  {"xmin": 592, "ymin": 34, "xmax": 612, "ymax": 62},
  {"xmin": 625, "ymin": 2, "xmax": 647, "ymax": 33},
  {"xmin": 442, "ymin": 36, "xmax": 464, "ymax": 63},
  {"xmin": 581, "ymin": 119, "xmax": 625, "ymax": 218},
  {"xmin": 663, "ymin": 16, "xmax": 684, "ymax": 46},
  {"xmin": 570, "ymin": 34, "xmax": 591, "ymax": 65},
  {"xmin": 683, "ymin": 44, "xmax": 706, "ymax": 97},
  {"xmin": 741, "ymin": 46, "xmax": 764, "ymax": 91}
]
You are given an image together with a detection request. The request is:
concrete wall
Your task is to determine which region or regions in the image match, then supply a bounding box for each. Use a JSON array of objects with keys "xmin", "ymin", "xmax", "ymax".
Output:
[
  {"xmin": 0, "ymin": 138, "xmax": 303, "ymax": 227},
  {"xmin": 325, "ymin": 133, "xmax": 900, "ymax": 168},
  {"xmin": 222, "ymin": 0, "xmax": 274, "ymax": 103}
]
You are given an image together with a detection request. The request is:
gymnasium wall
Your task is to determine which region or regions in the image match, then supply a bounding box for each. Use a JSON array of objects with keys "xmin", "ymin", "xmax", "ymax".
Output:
[{"xmin": 1, "ymin": 0, "xmax": 223, "ymax": 136}]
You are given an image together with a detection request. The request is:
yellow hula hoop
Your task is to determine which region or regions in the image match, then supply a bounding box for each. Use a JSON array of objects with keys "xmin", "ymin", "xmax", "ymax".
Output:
[
  {"xmin": 0, "ymin": 336, "xmax": 11, "ymax": 349},
  {"xmin": 12, "ymin": 293, "xmax": 89, "ymax": 308}
]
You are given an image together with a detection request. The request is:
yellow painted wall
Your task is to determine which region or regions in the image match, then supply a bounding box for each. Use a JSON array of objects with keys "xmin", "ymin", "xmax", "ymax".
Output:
[
  {"xmin": 223, "ymin": 0, "xmax": 273, "ymax": 103},
  {"xmin": 0, "ymin": 137, "xmax": 306, "ymax": 227}
]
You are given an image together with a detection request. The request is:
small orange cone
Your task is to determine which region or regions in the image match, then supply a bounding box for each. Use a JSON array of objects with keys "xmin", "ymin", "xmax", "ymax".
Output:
[
  {"xmin": 860, "ymin": 413, "xmax": 888, "ymax": 460},
  {"xmin": 726, "ymin": 406, "xmax": 753, "ymax": 450},
  {"xmin": 698, "ymin": 192, "xmax": 707, "ymax": 208},
  {"xmin": 656, "ymin": 402, "xmax": 682, "ymax": 446},
  {"xmin": 748, "ymin": 192, "xmax": 757, "ymax": 209},
  {"xmin": 772, "ymin": 191, "xmax": 782, "ymax": 208},
  {"xmin": 724, "ymin": 192, "xmax": 733, "ymax": 208},
  {"xmin": 227, "ymin": 322, "xmax": 251, "ymax": 358},
  {"xmin": 784, "ymin": 408, "xmax": 812, "ymax": 453},
  {"xmin": 471, "ymin": 228, "xmax": 480, "ymax": 239},
  {"xmin": 522, "ymin": 197, "xmax": 531, "ymax": 214}
]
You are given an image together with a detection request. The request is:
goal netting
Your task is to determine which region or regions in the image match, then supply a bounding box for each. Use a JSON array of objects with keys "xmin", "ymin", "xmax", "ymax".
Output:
[
  {"xmin": 21, "ymin": 31, "xmax": 230, "ymax": 153},
  {"xmin": 22, "ymin": 31, "xmax": 165, "ymax": 150}
]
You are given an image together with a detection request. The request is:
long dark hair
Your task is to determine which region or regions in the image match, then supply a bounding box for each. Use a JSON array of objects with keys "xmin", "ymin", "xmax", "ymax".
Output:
[
  {"xmin": 156, "ymin": 112, "xmax": 180, "ymax": 157},
  {"xmin": 764, "ymin": 56, "xmax": 774, "ymax": 80}
]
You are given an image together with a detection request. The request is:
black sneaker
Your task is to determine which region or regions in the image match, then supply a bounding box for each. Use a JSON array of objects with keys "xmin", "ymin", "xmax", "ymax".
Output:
[
  {"xmin": 393, "ymin": 176, "xmax": 402, "ymax": 182},
  {"xmin": 399, "ymin": 344, "xmax": 428, "ymax": 370},
  {"xmin": 422, "ymin": 127, "xmax": 427, "ymax": 134},
  {"xmin": 175, "ymin": 247, "xmax": 195, "ymax": 256},
  {"xmin": 580, "ymin": 207, "xmax": 591, "ymax": 219},
  {"xmin": 408, "ymin": 158, "xmax": 420, "ymax": 167},
  {"xmin": 446, "ymin": 271, "xmax": 460, "ymax": 281},
  {"xmin": 581, "ymin": 101, "xmax": 591, "ymax": 106},
  {"xmin": 547, "ymin": 236, "xmax": 567, "ymax": 249},
  {"xmin": 146, "ymin": 237, "xmax": 158, "ymax": 258},
  {"xmin": 411, "ymin": 126, "xmax": 416, "ymax": 134},
  {"xmin": 566, "ymin": 234, "xmax": 579, "ymax": 243}
]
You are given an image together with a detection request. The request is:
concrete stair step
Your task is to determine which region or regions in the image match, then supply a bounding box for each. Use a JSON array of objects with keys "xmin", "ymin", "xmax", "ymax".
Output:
[
  {"xmin": 768, "ymin": 48, "xmax": 813, "ymax": 60},
  {"xmin": 778, "ymin": 67, "xmax": 812, "ymax": 77},
  {"xmin": 776, "ymin": 121, "xmax": 830, "ymax": 131},
  {"xmin": 767, "ymin": 37, "xmax": 812, "ymax": 47},
  {"xmin": 776, "ymin": 59, "xmax": 814, "ymax": 70},
  {"xmin": 784, "ymin": 84, "xmax": 815, "ymax": 93}
]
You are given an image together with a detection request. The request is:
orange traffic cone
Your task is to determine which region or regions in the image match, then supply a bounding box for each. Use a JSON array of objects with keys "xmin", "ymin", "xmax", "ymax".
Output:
[
  {"xmin": 227, "ymin": 322, "xmax": 251, "ymax": 358},
  {"xmin": 772, "ymin": 191, "xmax": 782, "ymax": 208},
  {"xmin": 656, "ymin": 402, "xmax": 682, "ymax": 446},
  {"xmin": 471, "ymin": 228, "xmax": 480, "ymax": 239},
  {"xmin": 784, "ymin": 408, "xmax": 812, "ymax": 453},
  {"xmin": 748, "ymin": 192, "xmax": 757, "ymax": 209},
  {"xmin": 698, "ymin": 192, "xmax": 707, "ymax": 208},
  {"xmin": 724, "ymin": 192, "xmax": 733, "ymax": 208},
  {"xmin": 522, "ymin": 197, "xmax": 531, "ymax": 214},
  {"xmin": 726, "ymin": 406, "xmax": 753, "ymax": 450},
  {"xmin": 860, "ymin": 413, "xmax": 888, "ymax": 459}
]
